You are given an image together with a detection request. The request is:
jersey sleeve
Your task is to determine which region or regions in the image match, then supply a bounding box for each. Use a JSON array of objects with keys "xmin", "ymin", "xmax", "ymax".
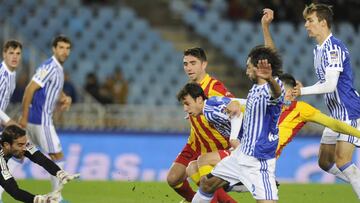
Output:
[
  {"xmin": 268, "ymin": 78, "xmax": 284, "ymax": 105},
  {"xmin": 325, "ymin": 45, "xmax": 344, "ymax": 72},
  {"xmin": 0, "ymin": 157, "xmax": 35, "ymax": 202},
  {"xmin": 24, "ymin": 143, "xmax": 61, "ymax": 176},
  {"xmin": 32, "ymin": 65, "xmax": 55, "ymax": 88},
  {"xmin": 209, "ymin": 81, "xmax": 234, "ymax": 98},
  {"xmin": 297, "ymin": 101, "xmax": 321, "ymax": 121}
]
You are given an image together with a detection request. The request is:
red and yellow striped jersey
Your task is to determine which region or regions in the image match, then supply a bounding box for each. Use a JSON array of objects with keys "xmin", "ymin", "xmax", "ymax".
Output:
[
  {"xmin": 187, "ymin": 74, "xmax": 234, "ymax": 153},
  {"xmin": 276, "ymin": 101, "xmax": 320, "ymax": 157}
]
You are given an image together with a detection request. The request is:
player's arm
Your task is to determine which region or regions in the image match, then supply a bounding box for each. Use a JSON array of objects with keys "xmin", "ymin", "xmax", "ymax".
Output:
[
  {"xmin": 296, "ymin": 69, "xmax": 340, "ymax": 96},
  {"xmin": 25, "ymin": 143, "xmax": 80, "ymax": 184},
  {"xmin": 307, "ymin": 112, "xmax": 360, "ymax": 138},
  {"xmin": 19, "ymin": 81, "xmax": 41, "ymax": 128},
  {"xmin": 261, "ymin": 8, "xmax": 276, "ymax": 50}
]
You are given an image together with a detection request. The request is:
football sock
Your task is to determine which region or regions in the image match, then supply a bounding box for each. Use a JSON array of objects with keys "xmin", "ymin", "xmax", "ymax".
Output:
[
  {"xmin": 340, "ymin": 162, "xmax": 360, "ymax": 199},
  {"xmin": 190, "ymin": 171, "xmax": 201, "ymax": 185},
  {"xmin": 199, "ymin": 165, "xmax": 213, "ymax": 178},
  {"xmin": 326, "ymin": 163, "xmax": 349, "ymax": 182},
  {"xmin": 174, "ymin": 180, "xmax": 196, "ymax": 202},
  {"xmin": 192, "ymin": 188, "xmax": 213, "ymax": 203}
]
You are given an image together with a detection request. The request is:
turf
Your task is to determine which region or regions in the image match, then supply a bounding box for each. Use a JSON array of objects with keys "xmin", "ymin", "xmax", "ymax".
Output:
[{"xmin": 3, "ymin": 180, "xmax": 357, "ymax": 203}]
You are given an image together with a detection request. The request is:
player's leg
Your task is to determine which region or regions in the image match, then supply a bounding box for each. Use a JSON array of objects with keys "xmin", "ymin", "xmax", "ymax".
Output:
[
  {"xmin": 35, "ymin": 124, "xmax": 66, "ymax": 202},
  {"xmin": 167, "ymin": 144, "xmax": 197, "ymax": 202},
  {"xmin": 192, "ymin": 174, "xmax": 228, "ymax": 203},
  {"xmin": 197, "ymin": 150, "xmax": 236, "ymax": 203},
  {"xmin": 336, "ymin": 139, "xmax": 360, "ymax": 198},
  {"xmin": 188, "ymin": 151, "xmax": 236, "ymax": 203},
  {"xmin": 318, "ymin": 127, "xmax": 349, "ymax": 182}
]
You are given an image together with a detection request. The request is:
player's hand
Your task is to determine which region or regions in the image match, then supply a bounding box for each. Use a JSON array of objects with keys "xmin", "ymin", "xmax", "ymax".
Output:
[
  {"xmin": 59, "ymin": 96, "xmax": 72, "ymax": 112},
  {"xmin": 34, "ymin": 191, "xmax": 61, "ymax": 203},
  {"xmin": 261, "ymin": 8, "xmax": 274, "ymax": 27},
  {"xmin": 230, "ymin": 139, "xmax": 240, "ymax": 149},
  {"xmin": 56, "ymin": 170, "xmax": 80, "ymax": 185},
  {"xmin": 256, "ymin": 59, "xmax": 272, "ymax": 81},
  {"xmin": 226, "ymin": 101, "xmax": 241, "ymax": 118},
  {"xmin": 292, "ymin": 81, "xmax": 303, "ymax": 97}
]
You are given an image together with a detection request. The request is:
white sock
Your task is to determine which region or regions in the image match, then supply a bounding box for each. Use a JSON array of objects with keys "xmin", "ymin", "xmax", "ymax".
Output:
[
  {"xmin": 327, "ymin": 163, "xmax": 349, "ymax": 183},
  {"xmin": 340, "ymin": 162, "xmax": 360, "ymax": 199},
  {"xmin": 51, "ymin": 160, "xmax": 65, "ymax": 199},
  {"xmin": 0, "ymin": 158, "xmax": 23, "ymax": 200},
  {"xmin": 192, "ymin": 189, "xmax": 213, "ymax": 203}
]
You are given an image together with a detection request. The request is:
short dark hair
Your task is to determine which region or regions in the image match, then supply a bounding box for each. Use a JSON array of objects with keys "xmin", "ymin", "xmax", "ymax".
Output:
[
  {"xmin": 184, "ymin": 47, "xmax": 207, "ymax": 62},
  {"xmin": 303, "ymin": 3, "xmax": 333, "ymax": 29},
  {"xmin": 0, "ymin": 125, "xmax": 26, "ymax": 146},
  {"xmin": 247, "ymin": 45, "xmax": 283, "ymax": 77},
  {"xmin": 3, "ymin": 40, "xmax": 22, "ymax": 52},
  {"xmin": 52, "ymin": 35, "xmax": 72, "ymax": 48},
  {"xmin": 279, "ymin": 73, "xmax": 296, "ymax": 88},
  {"xmin": 177, "ymin": 83, "xmax": 207, "ymax": 102}
]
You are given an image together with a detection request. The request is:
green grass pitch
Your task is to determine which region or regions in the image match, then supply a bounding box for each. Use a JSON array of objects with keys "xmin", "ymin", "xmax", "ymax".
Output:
[{"xmin": 3, "ymin": 180, "xmax": 357, "ymax": 203}]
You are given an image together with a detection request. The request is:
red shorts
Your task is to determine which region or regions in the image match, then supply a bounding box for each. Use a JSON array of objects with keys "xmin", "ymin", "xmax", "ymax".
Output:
[
  {"xmin": 174, "ymin": 144, "xmax": 201, "ymax": 166},
  {"xmin": 218, "ymin": 150, "xmax": 231, "ymax": 159}
]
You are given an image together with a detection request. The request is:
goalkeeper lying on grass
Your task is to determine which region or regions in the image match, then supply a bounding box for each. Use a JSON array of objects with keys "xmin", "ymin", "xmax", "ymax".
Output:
[{"xmin": 0, "ymin": 125, "xmax": 79, "ymax": 203}]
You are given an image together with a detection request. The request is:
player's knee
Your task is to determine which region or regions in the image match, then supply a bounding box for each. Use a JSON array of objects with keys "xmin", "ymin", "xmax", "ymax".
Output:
[{"xmin": 166, "ymin": 171, "xmax": 181, "ymax": 187}]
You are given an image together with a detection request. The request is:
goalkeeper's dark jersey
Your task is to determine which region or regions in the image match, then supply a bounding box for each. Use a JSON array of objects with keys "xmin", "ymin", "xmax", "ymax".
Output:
[{"xmin": 0, "ymin": 142, "xmax": 61, "ymax": 203}]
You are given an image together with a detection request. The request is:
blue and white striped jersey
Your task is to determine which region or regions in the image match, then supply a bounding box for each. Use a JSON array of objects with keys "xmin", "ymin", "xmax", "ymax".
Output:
[
  {"xmin": 28, "ymin": 56, "xmax": 64, "ymax": 125},
  {"xmin": 0, "ymin": 62, "xmax": 16, "ymax": 112},
  {"xmin": 314, "ymin": 34, "xmax": 360, "ymax": 121},
  {"xmin": 240, "ymin": 78, "xmax": 284, "ymax": 159},
  {"xmin": 203, "ymin": 97, "xmax": 233, "ymax": 138}
]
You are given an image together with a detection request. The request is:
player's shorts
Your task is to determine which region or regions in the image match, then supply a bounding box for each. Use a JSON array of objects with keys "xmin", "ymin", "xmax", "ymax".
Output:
[
  {"xmin": 211, "ymin": 148, "xmax": 278, "ymax": 200},
  {"xmin": 26, "ymin": 123, "xmax": 62, "ymax": 154},
  {"xmin": 174, "ymin": 144, "xmax": 201, "ymax": 166},
  {"xmin": 218, "ymin": 150, "xmax": 231, "ymax": 159},
  {"xmin": 321, "ymin": 118, "xmax": 360, "ymax": 147}
]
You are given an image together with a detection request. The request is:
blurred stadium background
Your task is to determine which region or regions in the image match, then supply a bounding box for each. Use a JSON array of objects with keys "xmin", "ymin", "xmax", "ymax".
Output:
[{"xmin": 1, "ymin": 0, "xmax": 360, "ymax": 202}]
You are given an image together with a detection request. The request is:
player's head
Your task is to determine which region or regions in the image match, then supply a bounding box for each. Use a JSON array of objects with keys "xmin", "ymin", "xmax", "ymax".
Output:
[
  {"xmin": 0, "ymin": 125, "xmax": 27, "ymax": 158},
  {"xmin": 279, "ymin": 73, "xmax": 296, "ymax": 102},
  {"xmin": 246, "ymin": 45, "xmax": 282, "ymax": 82},
  {"xmin": 183, "ymin": 47, "xmax": 208, "ymax": 83},
  {"xmin": 177, "ymin": 83, "xmax": 208, "ymax": 117},
  {"xmin": 52, "ymin": 35, "xmax": 71, "ymax": 64},
  {"xmin": 303, "ymin": 3, "xmax": 333, "ymax": 37},
  {"xmin": 2, "ymin": 40, "xmax": 22, "ymax": 71}
]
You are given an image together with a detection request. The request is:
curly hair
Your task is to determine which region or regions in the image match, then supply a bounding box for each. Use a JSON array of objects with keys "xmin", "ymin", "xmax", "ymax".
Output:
[{"xmin": 247, "ymin": 45, "xmax": 283, "ymax": 77}]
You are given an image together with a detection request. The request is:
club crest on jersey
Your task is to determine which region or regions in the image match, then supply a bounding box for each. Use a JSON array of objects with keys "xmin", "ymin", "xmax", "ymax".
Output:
[
  {"xmin": 39, "ymin": 69, "xmax": 48, "ymax": 80},
  {"xmin": 329, "ymin": 50, "xmax": 339, "ymax": 63}
]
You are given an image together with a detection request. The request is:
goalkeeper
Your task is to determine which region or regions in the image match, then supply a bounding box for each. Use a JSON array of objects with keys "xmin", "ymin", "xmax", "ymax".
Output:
[{"xmin": 0, "ymin": 125, "xmax": 79, "ymax": 203}]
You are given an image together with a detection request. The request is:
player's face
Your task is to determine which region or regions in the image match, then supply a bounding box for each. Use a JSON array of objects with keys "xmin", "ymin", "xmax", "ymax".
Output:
[
  {"xmin": 9, "ymin": 136, "xmax": 27, "ymax": 159},
  {"xmin": 182, "ymin": 95, "xmax": 203, "ymax": 117},
  {"xmin": 3, "ymin": 47, "xmax": 22, "ymax": 71},
  {"xmin": 304, "ymin": 12, "xmax": 324, "ymax": 38},
  {"xmin": 246, "ymin": 58, "xmax": 257, "ymax": 82},
  {"xmin": 53, "ymin": 41, "xmax": 71, "ymax": 64},
  {"xmin": 183, "ymin": 55, "xmax": 207, "ymax": 83},
  {"xmin": 284, "ymin": 85, "xmax": 295, "ymax": 102}
]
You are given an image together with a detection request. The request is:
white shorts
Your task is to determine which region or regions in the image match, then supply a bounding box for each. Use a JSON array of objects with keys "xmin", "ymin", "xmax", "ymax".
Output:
[
  {"xmin": 26, "ymin": 123, "xmax": 62, "ymax": 154},
  {"xmin": 211, "ymin": 149, "xmax": 278, "ymax": 200},
  {"xmin": 320, "ymin": 118, "xmax": 360, "ymax": 147}
]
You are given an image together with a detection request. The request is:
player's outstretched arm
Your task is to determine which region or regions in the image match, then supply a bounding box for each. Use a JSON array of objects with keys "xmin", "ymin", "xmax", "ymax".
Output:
[
  {"xmin": 308, "ymin": 112, "xmax": 360, "ymax": 138},
  {"xmin": 261, "ymin": 8, "xmax": 276, "ymax": 50}
]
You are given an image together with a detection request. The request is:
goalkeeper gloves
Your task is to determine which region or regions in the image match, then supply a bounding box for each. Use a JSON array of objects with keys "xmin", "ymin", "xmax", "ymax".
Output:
[
  {"xmin": 56, "ymin": 170, "xmax": 80, "ymax": 185},
  {"xmin": 33, "ymin": 191, "xmax": 61, "ymax": 203}
]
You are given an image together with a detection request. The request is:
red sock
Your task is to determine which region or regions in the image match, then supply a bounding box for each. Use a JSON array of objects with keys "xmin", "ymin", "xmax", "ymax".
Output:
[
  {"xmin": 212, "ymin": 188, "xmax": 237, "ymax": 203},
  {"xmin": 174, "ymin": 180, "xmax": 196, "ymax": 202}
]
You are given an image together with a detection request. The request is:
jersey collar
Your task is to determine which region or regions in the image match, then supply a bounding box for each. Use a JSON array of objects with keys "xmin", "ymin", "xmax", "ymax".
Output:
[
  {"xmin": 52, "ymin": 56, "xmax": 64, "ymax": 69},
  {"xmin": 317, "ymin": 33, "xmax": 333, "ymax": 49},
  {"xmin": 1, "ymin": 61, "xmax": 16, "ymax": 75}
]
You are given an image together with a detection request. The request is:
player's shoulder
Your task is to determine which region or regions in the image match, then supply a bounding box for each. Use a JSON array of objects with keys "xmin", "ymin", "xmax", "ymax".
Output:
[{"xmin": 328, "ymin": 35, "xmax": 347, "ymax": 50}]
